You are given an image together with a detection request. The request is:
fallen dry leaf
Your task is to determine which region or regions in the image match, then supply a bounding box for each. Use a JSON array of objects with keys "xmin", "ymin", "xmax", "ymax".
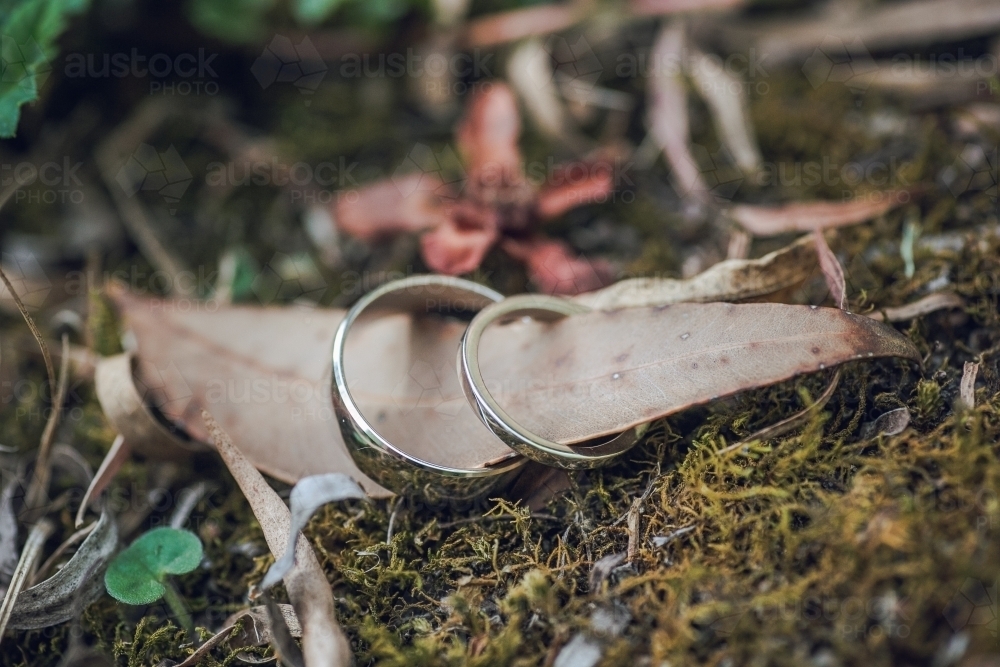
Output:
[
  {"xmin": 259, "ymin": 474, "xmax": 365, "ymax": 592},
  {"xmin": 9, "ymin": 510, "xmax": 117, "ymax": 630},
  {"xmin": 112, "ymin": 279, "xmax": 919, "ymax": 490},
  {"xmin": 861, "ymin": 407, "xmax": 911, "ymax": 439},
  {"xmin": 506, "ymin": 38, "xmax": 575, "ymax": 145},
  {"xmin": 203, "ymin": 412, "xmax": 351, "ymax": 667},
  {"xmin": 76, "ymin": 434, "xmax": 129, "ymax": 528},
  {"xmin": 475, "ymin": 302, "xmax": 920, "ymax": 444},
  {"xmin": 630, "ymin": 0, "xmax": 744, "ymax": 14},
  {"xmin": 574, "ymin": 234, "xmax": 815, "ymax": 310},
  {"xmin": 866, "ymin": 292, "xmax": 964, "ymax": 322},
  {"xmin": 703, "ymin": 0, "xmax": 1000, "ymax": 64},
  {"xmin": 0, "ymin": 520, "xmax": 53, "ymax": 645},
  {"xmin": 463, "ymin": 4, "xmax": 582, "ymax": 47},
  {"xmin": 727, "ymin": 194, "xmax": 910, "ymax": 235},
  {"xmin": 107, "ymin": 286, "xmax": 516, "ymax": 497},
  {"xmin": 687, "ymin": 46, "xmax": 762, "ymax": 174},
  {"xmin": 648, "ymin": 22, "xmax": 707, "ymax": 198},
  {"xmin": 813, "ymin": 231, "xmax": 846, "ymax": 309}
]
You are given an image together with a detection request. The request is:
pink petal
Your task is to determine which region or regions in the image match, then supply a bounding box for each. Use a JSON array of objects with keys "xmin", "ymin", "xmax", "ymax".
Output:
[
  {"xmin": 503, "ymin": 237, "xmax": 615, "ymax": 296},
  {"xmin": 335, "ymin": 174, "xmax": 450, "ymax": 242},
  {"xmin": 421, "ymin": 205, "xmax": 500, "ymax": 275},
  {"xmin": 457, "ymin": 83, "xmax": 524, "ymax": 188},
  {"xmin": 535, "ymin": 160, "xmax": 615, "ymax": 219}
]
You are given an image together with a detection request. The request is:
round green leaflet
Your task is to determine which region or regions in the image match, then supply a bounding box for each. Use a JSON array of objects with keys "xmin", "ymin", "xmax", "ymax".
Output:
[{"xmin": 104, "ymin": 527, "xmax": 203, "ymax": 605}]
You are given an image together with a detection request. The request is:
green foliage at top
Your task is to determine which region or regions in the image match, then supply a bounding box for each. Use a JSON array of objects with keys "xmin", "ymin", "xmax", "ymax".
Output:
[
  {"xmin": 104, "ymin": 528, "xmax": 203, "ymax": 606},
  {"xmin": 0, "ymin": 0, "xmax": 89, "ymax": 137},
  {"xmin": 186, "ymin": 0, "xmax": 414, "ymax": 43}
]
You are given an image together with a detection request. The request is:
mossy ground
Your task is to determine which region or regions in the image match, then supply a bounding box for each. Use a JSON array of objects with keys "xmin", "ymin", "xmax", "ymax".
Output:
[{"xmin": 2, "ymin": 44, "xmax": 999, "ymax": 667}]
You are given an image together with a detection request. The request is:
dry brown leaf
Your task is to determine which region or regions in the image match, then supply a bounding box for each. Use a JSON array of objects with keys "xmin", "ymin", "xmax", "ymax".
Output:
[
  {"xmin": 574, "ymin": 234, "xmax": 815, "ymax": 310},
  {"xmin": 866, "ymin": 292, "xmax": 964, "ymax": 322},
  {"xmin": 112, "ymin": 273, "xmax": 918, "ymax": 487},
  {"xmin": 704, "ymin": 0, "xmax": 1000, "ymax": 64},
  {"xmin": 476, "ymin": 302, "xmax": 920, "ymax": 444},
  {"xmin": 687, "ymin": 46, "xmax": 762, "ymax": 174},
  {"xmin": 463, "ymin": 4, "xmax": 581, "ymax": 47},
  {"xmin": 861, "ymin": 407, "xmax": 911, "ymax": 439},
  {"xmin": 76, "ymin": 435, "xmax": 130, "ymax": 528},
  {"xmin": 960, "ymin": 362, "xmax": 979, "ymax": 410},
  {"xmin": 648, "ymin": 22, "xmax": 707, "ymax": 198},
  {"xmin": 108, "ymin": 286, "xmax": 516, "ymax": 496},
  {"xmin": 203, "ymin": 413, "xmax": 351, "ymax": 667},
  {"xmin": 94, "ymin": 352, "xmax": 205, "ymax": 460},
  {"xmin": 813, "ymin": 231, "xmax": 846, "ymax": 310},
  {"xmin": 728, "ymin": 194, "xmax": 909, "ymax": 235},
  {"xmin": 506, "ymin": 38, "xmax": 574, "ymax": 145},
  {"xmin": 630, "ymin": 0, "xmax": 744, "ymax": 15},
  {"xmin": 860, "ymin": 61, "xmax": 990, "ymax": 106}
]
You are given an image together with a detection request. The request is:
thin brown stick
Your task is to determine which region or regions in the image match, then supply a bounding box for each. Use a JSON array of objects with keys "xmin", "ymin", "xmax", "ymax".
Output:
[
  {"xmin": 0, "ymin": 267, "xmax": 55, "ymax": 392},
  {"xmin": 25, "ymin": 334, "xmax": 70, "ymax": 513}
]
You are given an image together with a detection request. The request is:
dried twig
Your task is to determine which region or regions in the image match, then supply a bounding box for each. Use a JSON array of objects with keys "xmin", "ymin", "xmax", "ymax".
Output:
[
  {"xmin": 0, "ymin": 267, "xmax": 55, "ymax": 392},
  {"xmin": 718, "ymin": 370, "xmax": 842, "ymax": 456},
  {"xmin": 25, "ymin": 335, "xmax": 70, "ymax": 514}
]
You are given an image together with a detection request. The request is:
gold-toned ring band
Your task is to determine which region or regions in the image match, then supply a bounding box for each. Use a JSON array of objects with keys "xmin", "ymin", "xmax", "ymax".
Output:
[
  {"xmin": 332, "ymin": 275, "xmax": 526, "ymax": 504},
  {"xmin": 458, "ymin": 294, "xmax": 648, "ymax": 470}
]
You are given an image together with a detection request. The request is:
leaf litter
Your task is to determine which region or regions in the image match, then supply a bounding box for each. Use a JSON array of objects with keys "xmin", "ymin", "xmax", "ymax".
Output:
[{"xmin": 1, "ymin": 3, "xmax": 1000, "ymax": 666}]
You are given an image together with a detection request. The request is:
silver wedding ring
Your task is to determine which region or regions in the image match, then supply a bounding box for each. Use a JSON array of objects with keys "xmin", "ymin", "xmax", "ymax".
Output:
[
  {"xmin": 458, "ymin": 294, "xmax": 648, "ymax": 469},
  {"xmin": 332, "ymin": 275, "xmax": 525, "ymax": 503}
]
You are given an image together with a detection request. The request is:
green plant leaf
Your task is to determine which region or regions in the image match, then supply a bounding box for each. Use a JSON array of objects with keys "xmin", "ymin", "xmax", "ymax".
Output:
[
  {"xmin": 293, "ymin": 0, "xmax": 344, "ymax": 24},
  {"xmin": 185, "ymin": 0, "xmax": 275, "ymax": 44},
  {"xmin": 104, "ymin": 528, "xmax": 203, "ymax": 606},
  {"xmin": 0, "ymin": 0, "xmax": 89, "ymax": 138}
]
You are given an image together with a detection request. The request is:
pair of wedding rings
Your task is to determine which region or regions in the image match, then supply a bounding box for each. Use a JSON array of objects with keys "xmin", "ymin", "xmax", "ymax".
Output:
[{"xmin": 331, "ymin": 276, "xmax": 648, "ymax": 502}]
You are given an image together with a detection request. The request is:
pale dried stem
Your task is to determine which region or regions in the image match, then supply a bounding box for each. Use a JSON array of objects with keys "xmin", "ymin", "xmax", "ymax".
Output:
[{"xmin": 0, "ymin": 519, "xmax": 54, "ymax": 647}]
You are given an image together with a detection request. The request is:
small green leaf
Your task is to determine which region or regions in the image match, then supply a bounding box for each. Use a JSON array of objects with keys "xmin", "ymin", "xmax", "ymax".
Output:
[
  {"xmin": 0, "ymin": 0, "xmax": 90, "ymax": 138},
  {"xmin": 104, "ymin": 528, "xmax": 203, "ymax": 606}
]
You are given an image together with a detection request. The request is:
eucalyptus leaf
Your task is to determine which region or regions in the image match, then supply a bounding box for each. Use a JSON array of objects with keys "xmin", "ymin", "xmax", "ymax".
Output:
[{"xmin": 8, "ymin": 509, "xmax": 117, "ymax": 629}]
